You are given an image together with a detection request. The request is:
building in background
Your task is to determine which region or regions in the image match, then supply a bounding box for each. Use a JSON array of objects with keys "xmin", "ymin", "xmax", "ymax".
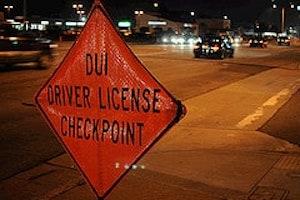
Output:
[
  {"xmin": 135, "ymin": 12, "xmax": 197, "ymax": 34},
  {"xmin": 134, "ymin": 11, "xmax": 231, "ymax": 36},
  {"xmin": 196, "ymin": 18, "xmax": 231, "ymax": 34}
]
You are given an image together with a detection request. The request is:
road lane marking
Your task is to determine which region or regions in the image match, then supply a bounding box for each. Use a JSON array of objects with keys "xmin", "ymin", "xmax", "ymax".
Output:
[{"xmin": 236, "ymin": 81, "xmax": 300, "ymax": 129}]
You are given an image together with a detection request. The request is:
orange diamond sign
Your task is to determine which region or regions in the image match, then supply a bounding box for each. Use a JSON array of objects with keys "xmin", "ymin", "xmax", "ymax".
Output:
[{"xmin": 35, "ymin": 3, "xmax": 185, "ymax": 199}]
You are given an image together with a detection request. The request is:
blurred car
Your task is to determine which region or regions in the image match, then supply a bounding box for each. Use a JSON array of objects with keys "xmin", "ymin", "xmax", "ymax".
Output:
[
  {"xmin": 0, "ymin": 36, "xmax": 56, "ymax": 69},
  {"xmin": 125, "ymin": 32, "xmax": 156, "ymax": 43},
  {"xmin": 193, "ymin": 35, "xmax": 234, "ymax": 59},
  {"xmin": 0, "ymin": 23, "xmax": 56, "ymax": 68},
  {"xmin": 185, "ymin": 35, "xmax": 198, "ymax": 45},
  {"xmin": 249, "ymin": 36, "xmax": 267, "ymax": 48},
  {"xmin": 160, "ymin": 34, "xmax": 198, "ymax": 45},
  {"xmin": 60, "ymin": 29, "xmax": 81, "ymax": 41},
  {"xmin": 277, "ymin": 36, "xmax": 290, "ymax": 46},
  {"xmin": 233, "ymin": 36, "xmax": 243, "ymax": 46}
]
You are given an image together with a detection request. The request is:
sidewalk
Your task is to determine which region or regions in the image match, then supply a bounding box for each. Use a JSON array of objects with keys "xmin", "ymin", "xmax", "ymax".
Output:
[{"xmin": 1, "ymin": 68, "xmax": 300, "ymax": 200}]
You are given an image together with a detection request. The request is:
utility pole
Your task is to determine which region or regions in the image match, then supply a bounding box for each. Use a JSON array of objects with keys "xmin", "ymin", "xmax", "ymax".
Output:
[
  {"xmin": 281, "ymin": 7, "xmax": 285, "ymax": 33},
  {"xmin": 23, "ymin": 0, "xmax": 27, "ymax": 20},
  {"xmin": 272, "ymin": 0, "xmax": 297, "ymax": 33},
  {"xmin": 23, "ymin": 0, "xmax": 28, "ymax": 30}
]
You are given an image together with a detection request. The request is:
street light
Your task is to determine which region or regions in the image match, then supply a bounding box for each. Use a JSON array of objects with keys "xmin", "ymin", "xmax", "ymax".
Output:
[
  {"xmin": 72, "ymin": 3, "xmax": 83, "ymax": 10},
  {"xmin": 4, "ymin": 5, "xmax": 14, "ymax": 19},
  {"xmin": 76, "ymin": 10, "xmax": 85, "ymax": 20},
  {"xmin": 223, "ymin": 15, "xmax": 228, "ymax": 20},
  {"xmin": 290, "ymin": 3, "xmax": 295, "ymax": 9},
  {"xmin": 153, "ymin": 2, "xmax": 159, "ymax": 8},
  {"xmin": 271, "ymin": 0, "xmax": 298, "ymax": 33},
  {"xmin": 134, "ymin": 10, "xmax": 144, "ymax": 32},
  {"xmin": 190, "ymin": 11, "xmax": 195, "ymax": 16},
  {"xmin": 77, "ymin": 10, "xmax": 85, "ymax": 15},
  {"xmin": 72, "ymin": 3, "xmax": 84, "ymax": 20},
  {"xmin": 4, "ymin": 5, "xmax": 14, "ymax": 11},
  {"xmin": 134, "ymin": 10, "xmax": 144, "ymax": 15}
]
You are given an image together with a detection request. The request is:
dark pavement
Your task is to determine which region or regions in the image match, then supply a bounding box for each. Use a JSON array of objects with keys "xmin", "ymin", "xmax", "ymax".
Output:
[{"xmin": 260, "ymin": 89, "xmax": 300, "ymax": 146}]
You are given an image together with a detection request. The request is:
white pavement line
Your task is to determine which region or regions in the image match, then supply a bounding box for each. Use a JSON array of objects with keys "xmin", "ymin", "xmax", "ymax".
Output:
[{"xmin": 236, "ymin": 80, "xmax": 300, "ymax": 129}]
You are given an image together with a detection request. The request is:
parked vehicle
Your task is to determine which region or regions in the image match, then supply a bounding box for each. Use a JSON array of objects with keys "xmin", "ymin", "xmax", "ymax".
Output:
[
  {"xmin": 193, "ymin": 35, "xmax": 234, "ymax": 59},
  {"xmin": 277, "ymin": 36, "xmax": 290, "ymax": 46}
]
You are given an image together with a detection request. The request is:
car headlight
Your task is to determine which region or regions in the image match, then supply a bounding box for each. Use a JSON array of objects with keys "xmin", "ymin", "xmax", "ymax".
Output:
[
  {"xmin": 249, "ymin": 39, "xmax": 252, "ymax": 43},
  {"xmin": 162, "ymin": 37, "xmax": 169, "ymax": 43},
  {"xmin": 177, "ymin": 37, "xmax": 185, "ymax": 44},
  {"xmin": 171, "ymin": 37, "xmax": 177, "ymax": 44},
  {"xmin": 194, "ymin": 45, "xmax": 200, "ymax": 49},
  {"xmin": 259, "ymin": 40, "xmax": 263, "ymax": 43},
  {"xmin": 188, "ymin": 38, "xmax": 195, "ymax": 45}
]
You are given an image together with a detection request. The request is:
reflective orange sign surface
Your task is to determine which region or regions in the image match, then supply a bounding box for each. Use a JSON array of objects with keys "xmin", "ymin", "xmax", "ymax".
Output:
[{"xmin": 35, "ymin": 3, "xmax": 185, "ymax": 199}]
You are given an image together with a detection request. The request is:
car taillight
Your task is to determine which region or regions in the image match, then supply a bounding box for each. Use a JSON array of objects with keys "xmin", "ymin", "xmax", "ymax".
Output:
[{"xmin": 211, "ymin": 45, "xmax": 220, "ymax": 51}]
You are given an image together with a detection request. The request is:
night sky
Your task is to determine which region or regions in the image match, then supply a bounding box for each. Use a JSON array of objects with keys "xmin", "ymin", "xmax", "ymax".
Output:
[{"xmin": 1, "ymin": 0, "xmax": 299, "ymax": 25}]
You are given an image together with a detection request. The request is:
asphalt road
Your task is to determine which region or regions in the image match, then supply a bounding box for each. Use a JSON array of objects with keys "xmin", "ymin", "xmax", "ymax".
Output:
[
  {"xmin": 260, "ymin": 89, "xmax": 300, "ymax": 146},
  {"xmin": 0, "ymin": 42, "xmax": 299, "ymax": 182}
]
